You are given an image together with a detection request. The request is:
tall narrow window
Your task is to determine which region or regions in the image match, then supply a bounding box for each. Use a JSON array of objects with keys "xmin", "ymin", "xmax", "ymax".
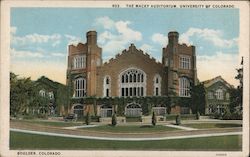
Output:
[
  {"xmin": 103, "ymin": 76, "xmax": 111, "ymax": 97},
  {"xmin": 75, "ymin": 78, "xmax": 86, "ymax": 98},
  {"xmin": 153, "ymin": 74, "xmax": 161, "ymax": 96},
  {"xmin": 179, "ymin": 77, "xmax": 190, "ymax": 97},
  {"xmin": 73, "ymin": 55, "xmax": 86, "ymax": 69},
  {"xmin": 215, "ymin": 89, "xmax": 223, "ymax": 100},
  {"xmin": 179, "ymin": 55, "xmax": 191, "ymax": 69}
]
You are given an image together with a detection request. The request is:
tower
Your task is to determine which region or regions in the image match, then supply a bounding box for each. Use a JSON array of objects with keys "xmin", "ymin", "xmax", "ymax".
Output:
[
  {"xmin": 162, "ymin": 31, "xmax": 179, "ymax": 96},
  {"xmin": 85, "ymin": 31, "xmax": 102, "ymax": 96}
]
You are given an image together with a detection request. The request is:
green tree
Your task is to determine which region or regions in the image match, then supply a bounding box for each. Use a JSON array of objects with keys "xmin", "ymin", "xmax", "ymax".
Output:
[
  {"xmin": 176, "ymin": 114, "xmax": 181, "ymax": 125},
  {"xmin": 229, "ymin": 57, "xmax": 243, "ymax": 114},
  {"xmin": 190, "ymin": 83, "xmax": 206, "ymax": 114},
  {"xmin": 152, "ymin": 111, "xmax": 157, "ymax": 126},
  {"xmin": 85, "ymin": 111, "xmax": 91, "ymax": 125},
  {"xmin": 111, "ymin": 113, "xmax": 117, "ymax": 126}
]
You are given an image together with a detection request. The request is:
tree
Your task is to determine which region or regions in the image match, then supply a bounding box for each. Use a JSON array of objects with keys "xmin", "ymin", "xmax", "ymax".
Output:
[
  {"xmin": 111, "ymin": 113, "xmax": 117, "ymax": 126},
  {"xmin": 176, "ymin": 114, "xmax": 181, "ymax": 125},
  {"xmin": 190, "ymin": 83, "xmax": 206, "ymax": 115},
  {"xmin": 152, "ymin": 111, "xmax": 157, "ymax": 126},
  {"xmin": 229, "ymin": 57, "xmax": 243, "ymax": 114},
  {"xmin": 85, "ymin": 111, "xmax": 91, "ymax": 125}
]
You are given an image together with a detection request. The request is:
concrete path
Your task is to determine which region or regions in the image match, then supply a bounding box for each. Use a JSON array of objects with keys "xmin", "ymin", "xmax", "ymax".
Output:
[
  {"xmin": 10, "ymin": 128, "xmax": 242, "ymax": 141},
  {"xmin": 166, "ymin": 124, "xmax": 198, "ymax": 131},
  {"xmin": 64, "ymin": 125, "xmax": 98, "ymax": 130}
]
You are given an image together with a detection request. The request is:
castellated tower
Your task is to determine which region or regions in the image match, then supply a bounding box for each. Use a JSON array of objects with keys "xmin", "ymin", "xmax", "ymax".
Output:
[
  {"xmin": 162, "ymin": 31, "xmax": 197, "ymax": 97},
  {"xmin": 66, "ymin": 30, "xmax": 102, "ymax": 99}
]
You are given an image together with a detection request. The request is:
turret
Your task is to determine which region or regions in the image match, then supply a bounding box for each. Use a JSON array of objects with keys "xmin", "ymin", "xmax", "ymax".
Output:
[
  {"xmin": 87, "ymin": 31, "xmax": 97, "ymax": 45},
  {"xmin": 168, "ymin": 31, "xmax": 179, "ymax": 46}
]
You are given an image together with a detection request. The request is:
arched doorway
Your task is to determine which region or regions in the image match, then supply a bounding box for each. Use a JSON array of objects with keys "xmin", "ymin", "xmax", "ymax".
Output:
[
  {"xmin": 100, "ymin": 104, "xmax": 113, "ymax": 117},
  {"xmin": 73, "ymin": 104, "xmax": 84, "ymax": 118},
  {"xmin": 125, "ymin": 103, "xmax": 142, "ymax": 117}
]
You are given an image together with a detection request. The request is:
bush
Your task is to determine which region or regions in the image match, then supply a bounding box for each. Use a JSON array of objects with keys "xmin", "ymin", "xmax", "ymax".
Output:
[
  {"xmin": 176, "ymin": 114, "xmax": 181, "ymax": 125},
  {"xmin": 152, "ymin": 111, "xmax": 157, "ymax": 126},
  {"xmin": 111, "ymin": 113, "xmax": 117, "ymax": 126},
  {"xmin": 196, "ymin": 112, "xmax": 200, "ymax": 120},
  {"xmin": 85, "ymin": 112, "xmax": 91, "ymax": 125}
]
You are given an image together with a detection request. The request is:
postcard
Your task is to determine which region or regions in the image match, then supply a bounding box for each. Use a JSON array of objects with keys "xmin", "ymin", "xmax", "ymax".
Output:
[{"xmin": 0, "ymin": 1, "xmax": 249, "ymax": 157}]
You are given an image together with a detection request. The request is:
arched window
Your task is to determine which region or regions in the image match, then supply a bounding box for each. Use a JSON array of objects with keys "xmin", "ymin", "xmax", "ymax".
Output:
[
  {"xmin": 39, "ymin": 90, "xmax": 46, "ymax": 97},
  {"xmin": 119, "ymin": 68, "xmax": 146, "ymax": 97},
  {"xmin": 75, "ymin": 78, "xmax": 86, "ymax": 98},
  {"xmin": 103, "ymin": 75, "xmax": 111, "ymax": 97},
  {"xmin": 153, "ymin": 74, "xmax": 161, "ymax": 96},
  {"xmin": 215, "ymin": 89, "xmax": 223, "ymax": 100},
  {"xmin": 179, "ymin": 77, "xmax": 190, "ymax": 97}
]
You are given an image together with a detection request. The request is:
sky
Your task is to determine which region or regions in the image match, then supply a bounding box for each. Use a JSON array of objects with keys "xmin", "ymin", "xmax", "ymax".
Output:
[{"xmin": 10, "ymin": 8, "xmax": 240, "ymax": 86}]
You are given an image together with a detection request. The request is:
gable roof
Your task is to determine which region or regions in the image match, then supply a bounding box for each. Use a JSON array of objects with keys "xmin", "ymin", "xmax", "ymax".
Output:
[
  {"xmin": 103, "ymin": 43, "xmax": 162, "ymax": 66},
  {"xmin": 202, "ymin": 76, "xmax": 234, "ymax": 88}
]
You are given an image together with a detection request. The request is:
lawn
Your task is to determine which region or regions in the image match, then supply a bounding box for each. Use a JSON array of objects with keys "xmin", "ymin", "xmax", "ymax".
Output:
[
  {"xmin": 11, "ymin": 119, "xmax": 83, "ymax": 127},
  {"xmin": 182, "ymin": 123, "xmax": 242, "ymax": 129},
  {"xmin": 10, "ymin": 131, "xmax": 242, "ymax": 151},
  {"xmin": 79, "ymin": 125, "xmax": 179, "ymax": 133}
]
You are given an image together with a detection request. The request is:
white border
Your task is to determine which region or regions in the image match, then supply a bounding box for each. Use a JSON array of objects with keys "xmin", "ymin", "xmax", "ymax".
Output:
[{"xmin": 0, "ymin": 1, "xmax": 249, "ymax": 157}]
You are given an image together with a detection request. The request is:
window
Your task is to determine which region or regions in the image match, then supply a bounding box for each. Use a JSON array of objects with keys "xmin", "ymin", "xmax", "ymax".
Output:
[
  {"xmin": 73, "ymin": 55, "xmax": 86, "ymax": 69},
  {"xmin": 153, "ymin": 74, "xmax": 161, "ymax": 96},
  {"xmin": 48, "ymin": 92, "xmax": 54, "ymax": 99},
  {"xmin": 208, "ymin": 92, "xmax": 214, "ymax": 99},
  {"xmin": 179, "ymin": 77, "xmax": 190, "ymax": 97},
  {"xmin": 103, "ymin": 76, "xmax": 111, "ymax": 97},
  {"xmin": 165, "ymin": 59, "xmax": 168, "ymax": 66},
  {"xmin": 226, "ymin": 93, "xmax": 230, "ymax": 100},
  {"xmin": 215, "ymin": 89, "xmax": 223, "ymax": 100},
  {"xmin": 179, "ymin": 55, "xmax": 191, "ymax": 69},
  {"xmin": 75, "ymin": 78, "xmax": 86, "ymax": 98},
  {"xmin": 39, "ymin": 90, "xmax": 46, "ymax": 97},
  {"xmin": 119, "ymin": 68, "xmax": 146, "ymax": 97}
]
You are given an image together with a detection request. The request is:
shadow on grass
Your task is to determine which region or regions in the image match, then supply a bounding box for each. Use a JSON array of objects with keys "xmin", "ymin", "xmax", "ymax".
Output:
[{"xmin": 215, "ymin": 123, "xmax": 242, "ymax": 128}]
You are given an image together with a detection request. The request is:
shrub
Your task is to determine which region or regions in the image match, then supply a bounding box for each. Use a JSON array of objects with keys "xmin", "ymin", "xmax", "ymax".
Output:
[
  {"xmin": 152, "ymin": 111, "xmax": 157, "ymax": 126},
  {"xmin": 85, "ymin": 112, "xmax": 91, "ymax": 125},
  {"xmin": 176, "ymin": 114, "xmax": 181, "ymax": 125},
  {"xmin": 196, "ymin": 112, "xmax": 200, "ymax": 120},
  {"xmin": 111, "ymin": 113, "xmax": 117, "ymax": 126}
]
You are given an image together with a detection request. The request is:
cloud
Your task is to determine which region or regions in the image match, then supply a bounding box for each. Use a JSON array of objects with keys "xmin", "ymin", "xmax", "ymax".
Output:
[
  {"xmin": 51, "ymin": 52, "xmax": 66, "ymax": 57},
  {"xmin": 139, "ymin": 44, "xmax": 155, "ymax": 54},
  {"xmin": 11, "ymin": 48, "xmax": 44, "ymax": 58},
  {"xmin": 10, "ymin": 26, "xmax": 17, "ymax": 34},
  {"xmin": 152, "ymin": 33, "xmax": 168, "ymax": 46},
  {"xmin": 197, "ymin": 51, "xmax": 239, "ymax": 87},
  {"xmin": 65, "ymin": 34, "xmax": 82, "ymax": 45},
  {"xmin": 179, "ymin": 28, "xmax": 238, "ymax": 48},
  {"xmin": 11, "ymin": 33, "xmax": 61, "ymax": 47},
  {"xmin": 95, "ymin": 16, "xmax": 142, "ymax": 58},
  {"xmin": 95, "ymin": 16, "xmax": 115, "ymax": 30}
]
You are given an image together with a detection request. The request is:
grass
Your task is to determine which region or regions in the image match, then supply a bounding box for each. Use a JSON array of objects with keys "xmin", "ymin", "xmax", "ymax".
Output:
[
  {"xmin": 11, "ymin": 119, "xmax": 83, "ymax": 127},
  {"xmin": 10, "ymin": 131, "xmax": 242, "ymax": 151},
  {"xmin": 79, "ymin": 125, "xmax": 179, "ymax": 133},
  {"xmin": 182, "ymin": 123, "xmax": 242, "ymax": 129}
]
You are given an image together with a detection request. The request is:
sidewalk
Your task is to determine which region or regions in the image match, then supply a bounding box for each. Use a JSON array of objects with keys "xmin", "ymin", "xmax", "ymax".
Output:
[{"xmin": 10, "ymin": 128, "xmax": 242, "ymax": 141}]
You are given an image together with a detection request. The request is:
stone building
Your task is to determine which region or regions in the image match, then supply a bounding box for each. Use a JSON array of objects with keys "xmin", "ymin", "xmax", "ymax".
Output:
[
  {"xmin": 66, "ymin": 30, "xmax": 197, "ymax": 118},
  {"xmin": 203, "ymin": 76, "xmax": 233, "ymax": 115}
]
